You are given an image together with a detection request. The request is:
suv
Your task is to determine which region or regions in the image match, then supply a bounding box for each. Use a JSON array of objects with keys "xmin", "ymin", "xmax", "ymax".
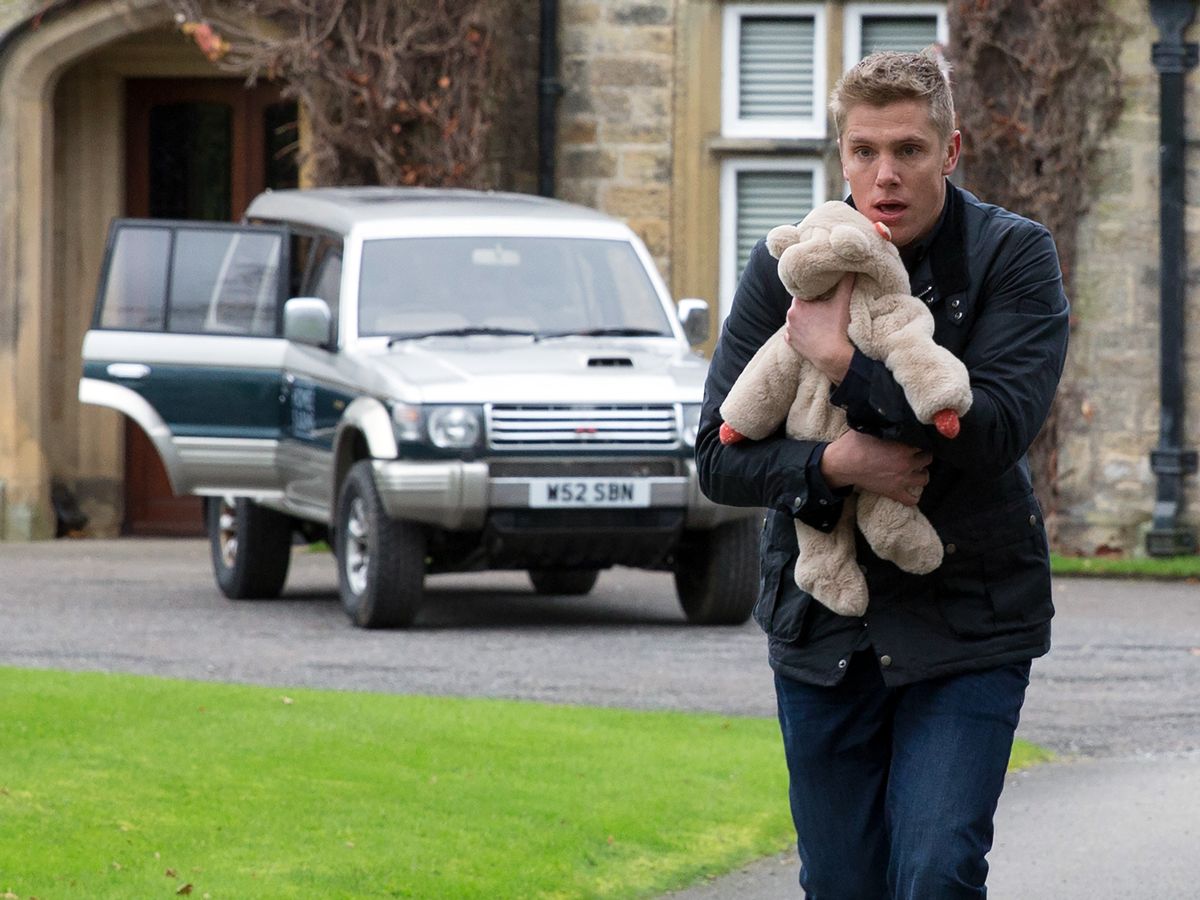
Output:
[{"xmin": 80, "ymin": 188, "xmax": 757, "ymax": 627}]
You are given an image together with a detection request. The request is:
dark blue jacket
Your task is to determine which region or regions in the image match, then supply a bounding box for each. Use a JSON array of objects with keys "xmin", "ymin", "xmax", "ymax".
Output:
[{"xmin": 696, "ymin": 183, "xmax": 1070, "ymax": 686}]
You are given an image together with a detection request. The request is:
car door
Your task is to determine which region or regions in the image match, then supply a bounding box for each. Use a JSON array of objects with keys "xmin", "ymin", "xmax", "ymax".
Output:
[
  {"xmin": 276, "ymin": 234, "xmax": 359, "ymax": 519},
  {"xmin": 80, "ymin": 219, "xmax": 291, "ymax": 499}
]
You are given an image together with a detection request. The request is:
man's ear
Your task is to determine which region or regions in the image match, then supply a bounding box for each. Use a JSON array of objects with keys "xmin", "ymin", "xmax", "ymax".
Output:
[{"xmin": 943, "ymin": 130, "xmax": 962, "ymax": 177}]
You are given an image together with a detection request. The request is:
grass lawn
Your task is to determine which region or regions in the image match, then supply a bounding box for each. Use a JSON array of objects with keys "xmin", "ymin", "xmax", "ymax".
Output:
[
  {"xmin": 0, "ymin": 667, "xmax": 1047, "ymax": 899},
  {"xmin": 1051, "ymin": 552, "xmax": 1200, "ymax": 579}
]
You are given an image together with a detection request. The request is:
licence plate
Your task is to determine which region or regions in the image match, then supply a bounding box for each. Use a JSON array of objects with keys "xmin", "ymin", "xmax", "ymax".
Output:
[{"xmin": 528, "ymin": 478, "xmax": 651, "ymax": 508}]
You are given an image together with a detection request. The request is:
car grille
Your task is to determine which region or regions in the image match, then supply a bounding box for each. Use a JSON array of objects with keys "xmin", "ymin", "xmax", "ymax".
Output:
[{"xmin": 487, "ymin": 404, "xmax": 679, "ymax": 450}]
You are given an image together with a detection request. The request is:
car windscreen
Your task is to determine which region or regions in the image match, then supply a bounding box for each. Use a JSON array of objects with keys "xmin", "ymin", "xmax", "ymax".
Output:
[{"xmin": 357, "ymin": 236, "xmax": 674, "ymax": 339}]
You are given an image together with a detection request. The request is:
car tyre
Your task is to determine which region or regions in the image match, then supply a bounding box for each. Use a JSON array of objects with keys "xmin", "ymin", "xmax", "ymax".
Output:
[
  {"xmin": 206, "ymin": 496, "xmax": 293, "ymax": 600},
  {"xmin": 336, "ymin": 460, "xmax": 425, "ymax": 629},
  {"xmin": 673, "ymin": 518, "xmax": 759, "ymax": 625},
  {"xmin": 528, "ymin": 569, "xmax": 600, "ymax": 596}
]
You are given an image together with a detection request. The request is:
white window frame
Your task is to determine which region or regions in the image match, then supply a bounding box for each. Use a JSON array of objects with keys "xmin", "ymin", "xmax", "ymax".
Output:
[
  {"xmin": 718, "ymin": 157, "xmax": 827, "ymax": 321},
  {"xmin": 721, "ymin": 3, "xmax": 828, "ymax": 139},
  {"xmin": 842, "ymin": 3, "xmax": 948, "ymax": 72}
]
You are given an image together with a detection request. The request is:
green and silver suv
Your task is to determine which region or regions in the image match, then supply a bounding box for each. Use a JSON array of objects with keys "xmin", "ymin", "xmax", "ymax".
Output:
[{"xmin": 80, "ymin": 188, "xmax": 756, "ymax": 627}]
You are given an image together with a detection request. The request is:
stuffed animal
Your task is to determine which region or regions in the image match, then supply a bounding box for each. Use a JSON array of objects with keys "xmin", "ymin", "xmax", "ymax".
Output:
[{"xmin": 719, "ymin": 201, "xmax": 972, "ymax": 617}]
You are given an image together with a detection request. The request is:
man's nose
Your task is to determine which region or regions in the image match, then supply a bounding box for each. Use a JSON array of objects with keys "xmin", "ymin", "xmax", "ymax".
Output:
[{"xmin": 875, "ymin": 156, "xmax": 900, "ymax": 186}]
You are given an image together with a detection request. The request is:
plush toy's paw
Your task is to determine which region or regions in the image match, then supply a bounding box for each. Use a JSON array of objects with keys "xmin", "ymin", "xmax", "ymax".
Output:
[
  {"xmin": 719, "ymin": 422, "xmax": 745, "ymax": 445},
  {"xmin": 933, "ymin": 409, "xmax": 960, "ymax": 439}
]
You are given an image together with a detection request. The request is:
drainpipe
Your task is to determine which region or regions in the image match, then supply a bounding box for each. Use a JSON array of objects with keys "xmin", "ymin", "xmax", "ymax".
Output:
[
  {"xmin": 537, "ymin": 0, "xmax": 563, "ymax": 197},
  {"xmin": 1147, "ymin": 0, "xmax": 1199, "ymax": 556}
]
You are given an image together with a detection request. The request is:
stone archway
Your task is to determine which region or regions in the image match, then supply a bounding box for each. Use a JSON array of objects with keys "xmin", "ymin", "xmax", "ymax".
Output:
[{"xmin": 0, "ymin": 2, "xmax": 277, "ymax": 539}]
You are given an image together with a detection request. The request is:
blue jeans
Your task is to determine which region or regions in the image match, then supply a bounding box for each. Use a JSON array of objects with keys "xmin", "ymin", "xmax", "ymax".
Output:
[{"xmin": 774, "ymin": 652, "xmax": 1031, "ymax": 900}]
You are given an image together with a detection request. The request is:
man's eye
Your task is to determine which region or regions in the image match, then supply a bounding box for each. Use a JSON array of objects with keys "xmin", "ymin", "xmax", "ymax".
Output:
[{"xmin": 854, "ymin": 148, "xmax": 873, "ymax": 159}]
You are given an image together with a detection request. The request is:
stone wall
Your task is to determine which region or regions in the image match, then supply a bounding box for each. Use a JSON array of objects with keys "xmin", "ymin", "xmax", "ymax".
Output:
[
  {"xmin": 558, "ymin": 0, "xmax": 675, "ymax": 279},
  {"xmin": 1056, "ymin": 3, "xmax": 1200, "ymax": 554}
]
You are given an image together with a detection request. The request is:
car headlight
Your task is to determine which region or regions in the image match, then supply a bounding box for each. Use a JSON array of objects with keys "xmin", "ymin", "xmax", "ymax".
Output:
[
  {"xmin": 427, "ymin": 406, "xmax": 482, "ymax": 449},
  {"xmin": 681, "ymin": 403, "xmax": 701, "ymax": 448}
]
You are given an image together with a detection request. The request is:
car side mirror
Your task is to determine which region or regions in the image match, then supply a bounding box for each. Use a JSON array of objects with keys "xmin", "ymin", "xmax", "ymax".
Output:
[
  {"xmin": 677, "ymin": 298, "xmax": 710, "ymax": 346},
  {"xmin": 283, "ymin": 297, "xmax": 332, "ymax": 347}
]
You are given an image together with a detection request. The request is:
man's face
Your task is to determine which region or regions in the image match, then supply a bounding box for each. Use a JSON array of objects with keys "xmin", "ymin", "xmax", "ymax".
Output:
[{"xmin": 839, "ymin": 99, "xmax": 961, "ymax": 249}]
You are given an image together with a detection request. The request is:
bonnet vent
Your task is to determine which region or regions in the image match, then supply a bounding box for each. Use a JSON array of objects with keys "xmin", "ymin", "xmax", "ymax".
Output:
[{"xmin": 587, "ymin": 356, "xmax": 634, "ymax": 367}]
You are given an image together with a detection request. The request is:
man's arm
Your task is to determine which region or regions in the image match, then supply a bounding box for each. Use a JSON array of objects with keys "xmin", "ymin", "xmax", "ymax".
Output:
[
  {"xmin": 696, "ymin": 242, "xmax": 929, "ymax": 522},
  {"xmin": 696, "ymin": 240, "xmax": 830, "ymax": 523},
  {"xmin": 823, "ymin": 223, "xmax": 1069, "ymax": 475}
]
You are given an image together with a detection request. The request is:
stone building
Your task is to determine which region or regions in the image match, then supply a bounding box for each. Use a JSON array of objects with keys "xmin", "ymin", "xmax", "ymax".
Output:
[{"xmin": 0, "ymin": 0, "xmax": 1189, "ymax": 553}]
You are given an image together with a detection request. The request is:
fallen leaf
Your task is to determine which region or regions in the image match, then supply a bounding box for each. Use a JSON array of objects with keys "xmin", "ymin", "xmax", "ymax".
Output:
[
  {"xmin": 111, "ymin": 862, "xmax": 122, "ymax": 870},
  {"xmin": 607, "ymin": 835, "xmax": 615, "ymax": 845},
  {"xmin": 281, "ymin": 696, "xmax": 295, "ymax": 705},
  {"xmin": 345, "ymin": 841, "xmax": 355, "ymax": 848},
  {"xmin": 177, "ymin": 884, "xmax": 193, "ymax": 896},
  {"xmin": 165, "ymin": 868, "xmax": 178, "ymax": 878},
  {"xmin": 4, "ymin": 891, "xmax": 19, "ymax": 899}
]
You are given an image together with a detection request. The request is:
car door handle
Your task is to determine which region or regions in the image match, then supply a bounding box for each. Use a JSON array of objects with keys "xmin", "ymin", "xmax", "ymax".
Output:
[{"xmin": 106, "ymin": 363, "xmax": 151, "ymax": 380}]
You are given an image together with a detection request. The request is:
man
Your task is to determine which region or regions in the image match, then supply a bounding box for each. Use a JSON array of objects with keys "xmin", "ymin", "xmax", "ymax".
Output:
[{"xmin": 696, "ymin": 51, "xmax": 1069, "ymax": 899}]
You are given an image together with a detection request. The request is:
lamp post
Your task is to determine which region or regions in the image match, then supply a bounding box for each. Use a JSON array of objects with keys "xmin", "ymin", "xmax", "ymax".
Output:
[{"xmin": 1146, "ymin": 0, "xmax": 1199, "ymax": 555}]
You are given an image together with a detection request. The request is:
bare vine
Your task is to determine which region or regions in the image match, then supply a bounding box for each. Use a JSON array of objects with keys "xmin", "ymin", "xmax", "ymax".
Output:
[
  {"xmin": 949, "ymin": 0, "xmax": 1125, "ymax": 539},
  {"xmin": 168, "ymin": 0, "xmax": 529, "ymax": 187}
]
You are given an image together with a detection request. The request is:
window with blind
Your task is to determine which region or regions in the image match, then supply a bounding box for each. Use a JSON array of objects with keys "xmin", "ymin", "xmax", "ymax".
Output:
[
  {"xmin": 718, "ymin": 160, "xmax": 825, "ymax": 319},
  {"xmin": 843, "ymin": 4, "xmax": 947, "ymax": 69},
  {"xmin": 721, "ymin": 4, "xmax": 827, "ymax": 138}
]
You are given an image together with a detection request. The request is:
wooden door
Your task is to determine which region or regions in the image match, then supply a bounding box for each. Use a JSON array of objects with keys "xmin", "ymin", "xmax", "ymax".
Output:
[{"xmin": 122, "ymin": 78, "xmax": 297, "ymax": 535}]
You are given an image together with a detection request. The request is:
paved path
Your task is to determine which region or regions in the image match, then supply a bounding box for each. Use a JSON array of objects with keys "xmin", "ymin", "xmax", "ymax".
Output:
[{"xmin": 665, "ymin": 577, "xmax": 1200, "ymax": 899}]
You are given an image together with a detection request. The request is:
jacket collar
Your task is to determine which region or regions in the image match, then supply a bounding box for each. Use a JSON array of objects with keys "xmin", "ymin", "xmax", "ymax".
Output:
[{"xmin": 844, "ymin": 181, "xmax": 968, "ymax": 295}]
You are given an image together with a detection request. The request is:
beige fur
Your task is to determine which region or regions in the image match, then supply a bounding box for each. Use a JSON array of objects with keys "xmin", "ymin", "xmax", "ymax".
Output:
[{"xmin": 720, "ymin": 202, "xmax": 972, "ymax": 617}]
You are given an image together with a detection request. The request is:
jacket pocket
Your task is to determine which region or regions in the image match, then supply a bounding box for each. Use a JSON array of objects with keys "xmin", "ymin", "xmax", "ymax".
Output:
[
  {"xmin": 935, "ymin": 497, "xmax": 1054, "ymax": 639},
  {"xmin": 753, "ymin": 548, "xmax": 811, "ymax": 642}
]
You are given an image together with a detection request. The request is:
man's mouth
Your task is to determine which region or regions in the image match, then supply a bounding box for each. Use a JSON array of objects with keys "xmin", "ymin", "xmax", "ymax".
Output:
[{"xmin": 873, "ymin": 201, "xmax": 908, "ymax": 223}]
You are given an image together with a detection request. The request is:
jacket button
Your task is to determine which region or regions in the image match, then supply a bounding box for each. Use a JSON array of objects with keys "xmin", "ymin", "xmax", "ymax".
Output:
[
  {"xmin": 945, "ymin": 543, "xmax": 957, "ymax": 555},
  {"xmin": 1029, "ymin": 514, "xmax": 1037, "ymax": 526},
  {"xmin": 951, "ymin": 299, "xmax": 961, "ymax": 308},
  {"xmin": 879, "ymin": 654, "xmax": 892, "ymax": 667},
  {"xmin": 837, "ymin": 658, "xmax": 848, "ymax": 669},
  {"xmin": 953, "ymin": 311, "xmax": 964, "ymax": 322},
  {"xmin": 792, "ymin": 497, "xmax": 803, "ymax": 511}
]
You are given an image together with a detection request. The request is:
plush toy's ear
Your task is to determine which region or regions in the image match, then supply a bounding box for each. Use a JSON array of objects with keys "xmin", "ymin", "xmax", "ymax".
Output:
[
  {"xmin": 873, "ymin": 221, "xmax": 893, "ymax": 242},
  {"xmin": 766, "ymin": 224, "xmax": 803, "ymax": 260},
  {"xmin": 830, "ymin": 224, "xmax": 872, "ymax": 262}
]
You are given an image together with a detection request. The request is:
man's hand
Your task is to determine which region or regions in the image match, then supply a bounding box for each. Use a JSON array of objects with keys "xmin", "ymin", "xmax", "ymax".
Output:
[
  {"xmin": 785, "ymin": 273, "xmax": 855, "ymax": 384},
  {"xmin": 820, "ymin": 430, "xmax": 932, "ymax": 506}
]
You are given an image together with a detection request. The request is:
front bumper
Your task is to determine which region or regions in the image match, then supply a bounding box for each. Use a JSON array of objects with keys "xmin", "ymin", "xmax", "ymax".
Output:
[{"xmin": 370, "ymin": 458, "xmax": 752, "ymax": 531}]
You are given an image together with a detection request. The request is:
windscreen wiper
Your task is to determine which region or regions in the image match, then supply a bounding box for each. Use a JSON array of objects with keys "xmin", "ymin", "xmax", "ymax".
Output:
[
  {"xmin": 388, "ymin": 327, "xmax": 537, "ymax": 345},
  {"xmin": 536, "ymin": 327, "xmax": 669, "ymax": 340}
]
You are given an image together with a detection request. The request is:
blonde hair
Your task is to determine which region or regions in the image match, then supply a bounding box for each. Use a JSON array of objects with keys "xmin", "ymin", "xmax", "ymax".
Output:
[{"xmin": 830, "ymin": 49, "xmax": 955, "ymax": 142}]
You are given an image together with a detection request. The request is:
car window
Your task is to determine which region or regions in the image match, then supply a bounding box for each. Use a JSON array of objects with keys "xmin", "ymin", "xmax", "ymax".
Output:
[
  {"xmin": 288, "ymin": 233, "xmax": 315, "ymax": 298},
  {"xmin": 97, "ymin": 222, "xmax": 286, "ymax": 336},
  {"xmin": 356, "ymin": 236, "xmax": 672, "ymax": 338},
  {"xmin": 98, "ymin": 227, "xmax": 171, "ymax": 331},
  {"xmin": 305, "ymin": 238, "xmax": 343, "ymax": 338},
  {"xmin": 166, "ymin": 230, "xmax": 283, "ymax": 336}
]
